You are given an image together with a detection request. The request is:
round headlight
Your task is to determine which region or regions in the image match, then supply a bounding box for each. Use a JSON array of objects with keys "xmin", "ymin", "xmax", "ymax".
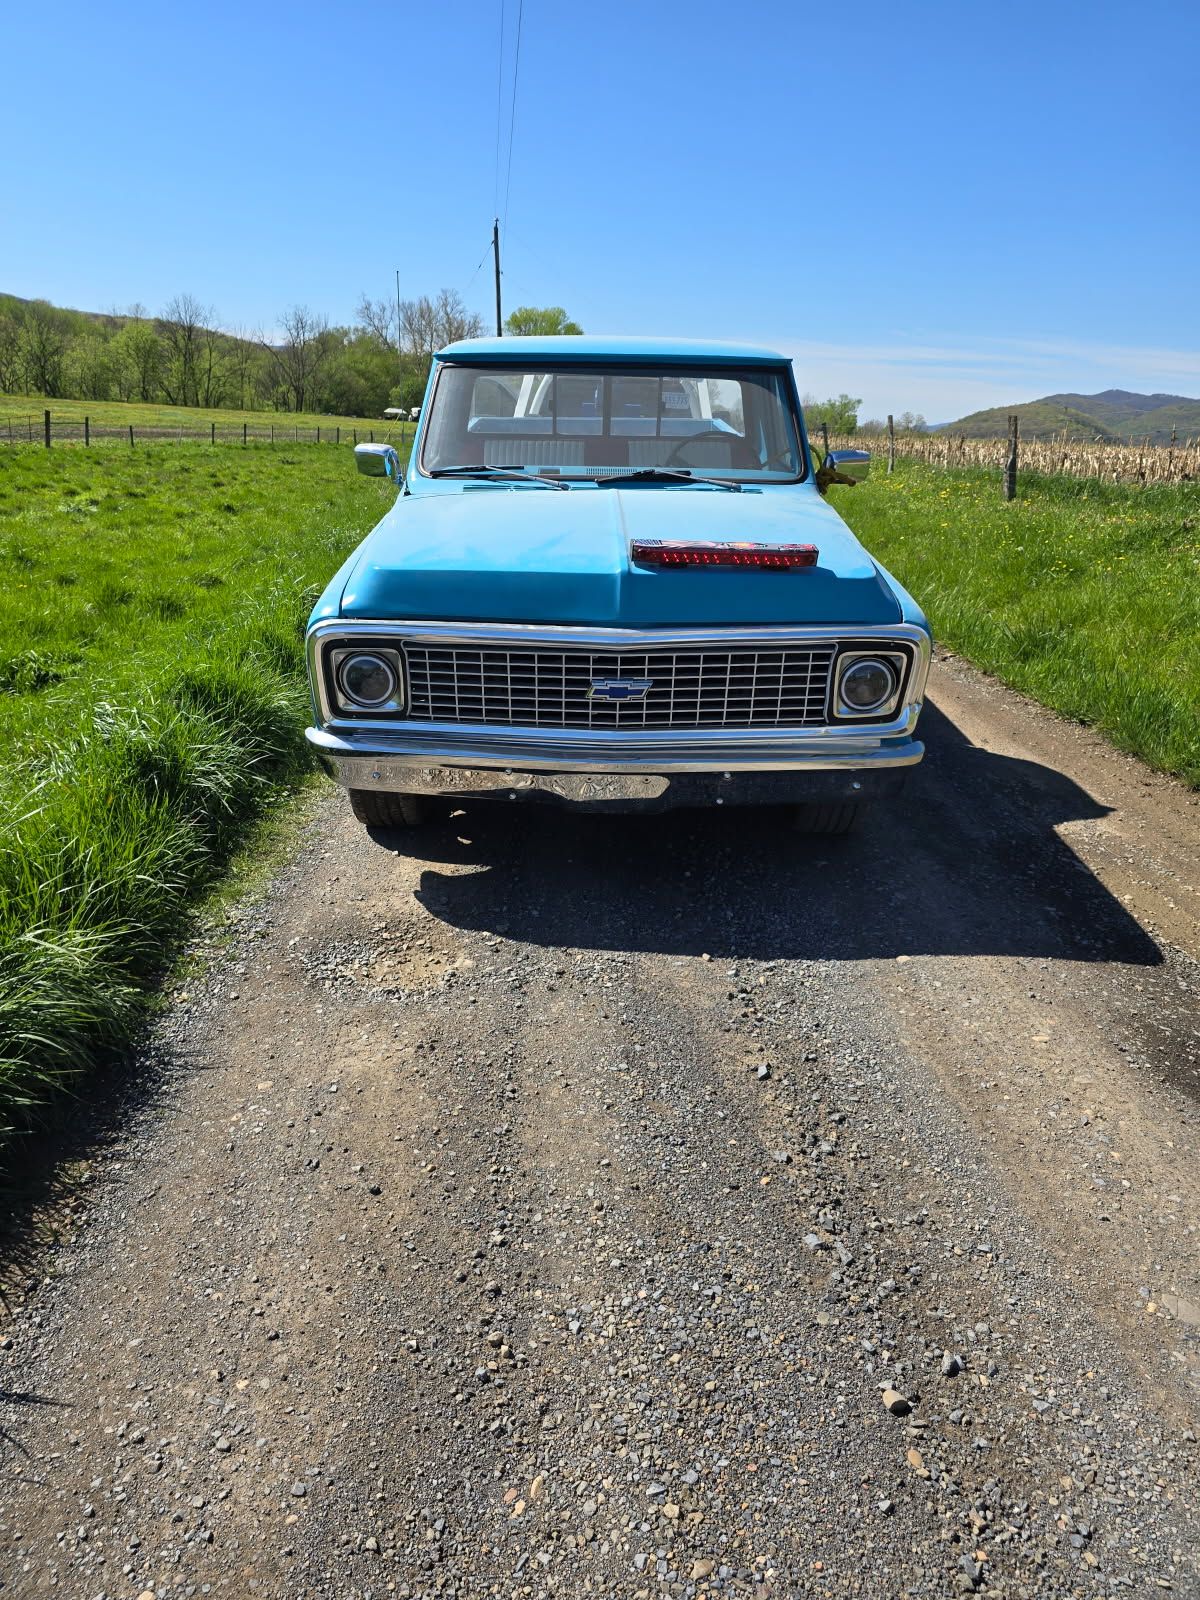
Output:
[
  {"xmin": 839, "ymin": 657, "xmax": 896, "ymax": 713},
  {"xmin": 338, "ymin": 652, "xmax": 397, "ymax": 708}
]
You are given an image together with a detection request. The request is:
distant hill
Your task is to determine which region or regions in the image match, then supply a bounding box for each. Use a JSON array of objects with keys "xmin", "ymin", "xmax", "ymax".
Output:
[{"xmin": 941, "ymin": 388, "xmax": 1200, "ymax": 445}]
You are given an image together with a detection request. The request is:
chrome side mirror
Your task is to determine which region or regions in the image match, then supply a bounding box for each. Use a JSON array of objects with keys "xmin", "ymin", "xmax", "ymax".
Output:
[
  {"xmin": 826, "ymin": 448, "xmax": 870, "ymax": 483},
  {"xmin": 355, "ymin": 442, "xmax": 403, "ymax": 482}
]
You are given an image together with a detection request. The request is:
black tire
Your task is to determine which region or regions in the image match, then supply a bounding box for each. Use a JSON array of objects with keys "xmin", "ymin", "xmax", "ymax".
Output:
[
  {"xmin": 348, "ymin": 789, "xmax": 430, "ymax": 828},
  {"xmin": 793, "ymin": 801, "xmax": 863, "ymax": 835}
]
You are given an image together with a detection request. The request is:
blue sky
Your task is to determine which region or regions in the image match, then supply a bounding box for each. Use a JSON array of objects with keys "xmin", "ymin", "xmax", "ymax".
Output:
[{"xmin": 5, "ymin": 0, "xmax": 1197, "ymax": 419}]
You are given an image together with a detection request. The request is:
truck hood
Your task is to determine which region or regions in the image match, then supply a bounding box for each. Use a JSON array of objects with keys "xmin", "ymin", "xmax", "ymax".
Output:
[{"xmin": 337, "ymin": 484, "xmax": 902, "ymax": 627}]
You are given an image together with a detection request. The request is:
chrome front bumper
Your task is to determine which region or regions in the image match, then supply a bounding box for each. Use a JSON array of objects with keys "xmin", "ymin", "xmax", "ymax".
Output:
[
  {"xmin": 305, "ymin": 618, "xmax": 930, "ymax": 811},
  {"xmin": 304, "ymin": 725, "xmax": 923, "ymax": 810}
]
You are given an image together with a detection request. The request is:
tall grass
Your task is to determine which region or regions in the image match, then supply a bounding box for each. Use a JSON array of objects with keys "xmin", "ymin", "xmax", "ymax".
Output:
[
  {"xmin": 831, "ymin": 463, "xmax": 1200, "ymax": 784},
  {"xmin": 827, "ymin": 430, "xmax": 1200, "ymax": 487},
  {"xmin": 0, "ymin": 444, "xmax": 384, "ymax": 1155}
]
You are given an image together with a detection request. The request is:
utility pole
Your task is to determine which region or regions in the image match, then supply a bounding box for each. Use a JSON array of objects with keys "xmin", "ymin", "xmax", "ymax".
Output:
[{"xmin": 493, "ymin": 218, "xmax": 503, "ymax": 336}]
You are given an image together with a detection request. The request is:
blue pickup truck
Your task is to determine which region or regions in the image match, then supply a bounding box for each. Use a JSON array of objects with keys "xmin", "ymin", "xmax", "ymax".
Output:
[{"xmin": 305, "ymin": 336, "xmax": 930, "ymax": 834}]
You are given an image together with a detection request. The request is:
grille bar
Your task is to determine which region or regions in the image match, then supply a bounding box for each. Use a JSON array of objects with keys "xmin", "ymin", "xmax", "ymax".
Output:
[{"xmin": 403, "ymin": 645, "xmax": 837, "ymax": 730}]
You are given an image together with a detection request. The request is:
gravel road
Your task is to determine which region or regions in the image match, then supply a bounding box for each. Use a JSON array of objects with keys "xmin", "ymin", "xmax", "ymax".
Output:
[{"xmin": 2, "ymin": 652, "xmax": 1198, "ymax": 1600}]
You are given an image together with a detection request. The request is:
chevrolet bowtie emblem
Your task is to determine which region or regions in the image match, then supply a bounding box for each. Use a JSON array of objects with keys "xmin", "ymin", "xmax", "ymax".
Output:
[{"xmin": 588, "ymin": 677, "xmax": 653, "ymax": 702}]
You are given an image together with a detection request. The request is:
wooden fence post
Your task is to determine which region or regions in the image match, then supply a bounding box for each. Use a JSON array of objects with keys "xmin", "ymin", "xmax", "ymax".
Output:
[
  {"xmin": 317, "ymin": 425, "xmax": 321, "ymax": 444},
  {"xmin": 369, "ymin": 430, "xmax": 374, "ymax": 444},
  {"xmin": 129, "ymin": 424, "xmax": 134, "ymax": 447},
  {"xmin": 1003, "ymin": 414, "xmax": 1019, "ymax": 501},
  {"xmin": 44, "ymin": 409, "xmax": 51, "ymax": 448},
  {"xmin": 887, "ymin": 414, "xmax": 895, "ymax": 475},
  {"xmin": 211, "ymin": 421, "xmax": 216, "ymax": 444},
  {"xmin": 353, "ymin": 428, "xmax": 357, "ymax": 445},
  {"xmin": 270, "ymin": 424, "xmax": 274, "ymax": 444},
  {"xmin": 84, "ymin": 416, "xmax": 90, "ymax": 447},
  {"xmin": 820, "ymin": 421, "xmax": 829, "ymax": 458},
  {"xmin": 243, "ymin": 422, "xmax": 248, "ymax": 445}
]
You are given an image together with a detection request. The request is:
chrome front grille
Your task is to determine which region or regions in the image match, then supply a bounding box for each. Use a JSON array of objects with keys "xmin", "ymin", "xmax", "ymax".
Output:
[{"xmin": 403, "ymin": 644, "xmax": 837, "ymax": 730}]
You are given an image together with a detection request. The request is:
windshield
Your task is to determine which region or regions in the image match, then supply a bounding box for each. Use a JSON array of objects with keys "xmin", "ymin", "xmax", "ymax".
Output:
[{"xmin": 419, "ymin": 363, "xmax": 806, "ymax": 483}]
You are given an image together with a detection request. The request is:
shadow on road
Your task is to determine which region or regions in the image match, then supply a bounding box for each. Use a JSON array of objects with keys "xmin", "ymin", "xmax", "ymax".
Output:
[
  {"xmin": 384, "ymin": 701, "xmax": 1161, "ymax": 966},
  {"xmin": 0, "ymin": 1386, "xmax": 64, "ymax": 1457}
]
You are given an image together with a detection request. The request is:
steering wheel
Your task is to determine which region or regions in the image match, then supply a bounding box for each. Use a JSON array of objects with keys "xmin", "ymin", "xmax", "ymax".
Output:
[{"xmin": 662, "ymin": 430, "xmax": 736, "ymax": 467}]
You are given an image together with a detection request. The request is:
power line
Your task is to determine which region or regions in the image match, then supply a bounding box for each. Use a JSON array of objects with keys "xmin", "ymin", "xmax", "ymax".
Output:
[
  {"xmin": 501, "ymin": 0, "xmax": 524, "ymax": 234},
  {"xmin": 493, "ymin": 0, "xmax": 506, "ymax": 218},
  {"xmin": 463, "ymin": 235, "xmax": 496, "ymax": 296}
]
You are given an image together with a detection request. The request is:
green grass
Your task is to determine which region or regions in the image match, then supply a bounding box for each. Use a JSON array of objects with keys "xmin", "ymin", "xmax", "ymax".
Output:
[
  {"xmin": 5, "ymin": 448, "xmax": 1197, "ymax": 1159},
  {"xmin": 831, "ymin": 462, "xmax": 1200, "ymax": 784},
  {"xmin": 0, "ymin": 443, "xmax": 388, "ymax": 1156},
  {"xmin": 0, "ymin": 391, "xmax": 416, "ymax": 444}
]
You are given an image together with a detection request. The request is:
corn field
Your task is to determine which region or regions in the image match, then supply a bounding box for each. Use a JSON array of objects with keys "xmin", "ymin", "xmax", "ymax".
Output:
[{"xmin": 824, "ymin": 430, "xmax": 1200, "ymax": 486}]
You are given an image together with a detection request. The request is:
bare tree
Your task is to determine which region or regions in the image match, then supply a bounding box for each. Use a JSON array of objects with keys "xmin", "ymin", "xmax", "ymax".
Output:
[
  {"xmin": 160, "ymin": 293, "xmax": 213, "ymax": 407},
  {"xmin": 197, "ymin": 322, "xmax": 227, "ymax": 409},
  {"xmin": 356, "ymin": 294, "xmax": 396, "ymax": 350},
  {"xmin": 263, "ymin": 306, "xmax": 332, "ymax": 414},
  {"xmin": 399, "ymin": 289, "xmax": 484, "ymax": 362},
  {"xmin": 226, "ymin": 325, "xmax": 261, "ymax": 411},
  {"xmin": 436, "ymin": 288, "xmax": 484, "ymax": 348}
]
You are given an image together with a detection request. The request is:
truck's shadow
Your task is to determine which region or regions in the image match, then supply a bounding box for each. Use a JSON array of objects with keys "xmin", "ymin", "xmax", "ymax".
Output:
[{"xmin": 391, "ymin": 701, "xmax": 1161, "ymax": 966}]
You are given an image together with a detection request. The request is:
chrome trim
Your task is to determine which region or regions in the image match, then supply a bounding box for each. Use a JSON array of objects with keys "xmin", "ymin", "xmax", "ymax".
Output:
[
  {"xmin": 402, "ymin": 639, "xmax": 838, "ymax": 731},
  {"xmin": 826, "ymin": 448, "xmax": 871, "ymax": 483},
  {"xmin": 833, "ymin": 650, "xmax": 907, "ymax": 720},
  {"xmin": 330, "ymin": 647, "xmax": 406, "ymax": 715},
  {"xmin": 355, "ymin": 442, "xmax": 403, "ymax": 481},
  {"xmin": 305, "ymin": 723, "xmax": 924, "ymax": 777},
  {"xmin": 306, "ymin": 618, "xmax": 932, "ymax": 738},
  {"xmin": 305, "ymin": 751, "xmax": 920, "ymax": 806}
]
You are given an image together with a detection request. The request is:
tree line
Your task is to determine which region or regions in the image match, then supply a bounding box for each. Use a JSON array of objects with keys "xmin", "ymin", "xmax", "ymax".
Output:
[
  {"xmin": 0, "ymin": 299, "xmax": 927, "ymax": 432},
  {"xmin": 801, "ymin": 394, "xmax": 929, "ymax": 435},
  {"xmin": 0, "ymin": 293, "xmax": 584, "ymax": 419}
]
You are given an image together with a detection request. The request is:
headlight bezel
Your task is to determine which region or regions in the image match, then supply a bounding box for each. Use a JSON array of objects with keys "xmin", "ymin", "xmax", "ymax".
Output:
[
  {"xmin": 830, "ymin": 646, "xmax": 910, "ymax": 722},
  {"xmin": 327, "ymin": 644, "xmax": 407, "ymax": 717}
]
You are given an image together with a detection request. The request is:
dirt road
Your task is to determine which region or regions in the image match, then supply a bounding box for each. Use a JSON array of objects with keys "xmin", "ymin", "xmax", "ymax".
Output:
[{"xmin": 2, "ymin": 653, "xmax": 1198, "ymax": 1599}]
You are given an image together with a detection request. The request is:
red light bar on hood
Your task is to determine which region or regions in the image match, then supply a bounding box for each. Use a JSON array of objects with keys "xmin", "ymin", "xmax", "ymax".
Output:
[{"xmin": 630, "ymin": 539, "xmax": 819, "ymax": 570}]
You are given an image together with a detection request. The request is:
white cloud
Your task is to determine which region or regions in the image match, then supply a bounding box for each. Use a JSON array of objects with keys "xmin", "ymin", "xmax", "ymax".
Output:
[{"xmin": 768, "ymin": 334, "xmax": 1200, "ymax": 423}]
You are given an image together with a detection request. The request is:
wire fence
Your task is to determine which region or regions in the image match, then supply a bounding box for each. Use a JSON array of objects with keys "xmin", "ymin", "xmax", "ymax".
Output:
[
  {"xmin": 0, "ymin": 411, "xmax": 415, "ymax": 450},
  {"xmin": 8, "ymin": 410, "xmax": 1197, "ymax": 487},
  {"xmin": 825, "ymin": 426, "xmax": 1200, "ymax": 488}
]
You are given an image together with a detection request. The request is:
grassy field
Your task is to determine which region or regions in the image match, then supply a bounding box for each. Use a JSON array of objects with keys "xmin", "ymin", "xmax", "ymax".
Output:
[
  {"xmin": 4, "ymin": 446, "xmax": 1197, "ymax": 1159},
  {"xmin": 831, "ymin": 463, "xmax": 1200, "ymax": 785},
  {"xmin": 0, "ymin": 391, "xmax": 416, "ymax": 444},
  {"xmin": 0, "ymin": 443, "xmax": 386, "ymax": 1159}
]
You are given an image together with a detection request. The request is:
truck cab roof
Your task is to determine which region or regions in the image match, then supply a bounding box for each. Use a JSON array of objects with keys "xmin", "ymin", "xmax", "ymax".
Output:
[{"xmin": 436, "ymin": 335, "xmax": 790, "ymax": 366}]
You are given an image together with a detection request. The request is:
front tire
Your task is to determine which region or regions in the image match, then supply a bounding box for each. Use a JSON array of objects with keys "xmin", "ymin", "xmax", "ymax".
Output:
[
  {"xmin": 793, "ymin": 801, "xmax": 863, "ymax": 835},
  {"xmin": 348, "ymin": 789, "xmax": 430, "ymax": 828}
]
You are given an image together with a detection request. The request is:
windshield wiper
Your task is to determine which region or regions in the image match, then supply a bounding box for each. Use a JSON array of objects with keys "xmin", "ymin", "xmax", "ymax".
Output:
[
  {"xmin": 428, "ymin": 464, "xmax": 568, "ymax": 489},
  {"xmin": 588, "ymin": 467, "xmax": 741, "ymax": 492}
]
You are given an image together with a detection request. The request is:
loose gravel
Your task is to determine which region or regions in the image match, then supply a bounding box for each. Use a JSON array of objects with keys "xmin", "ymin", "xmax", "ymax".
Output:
[{"xmin": 1, "ymin": 660, "xmax": 1198, "ymax": 1599}]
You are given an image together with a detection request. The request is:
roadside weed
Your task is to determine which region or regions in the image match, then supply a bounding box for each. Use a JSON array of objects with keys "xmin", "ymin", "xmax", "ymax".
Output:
[{"xmin": 0, "ymin": 444, "xmax": 384, "ymax": 1153}]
